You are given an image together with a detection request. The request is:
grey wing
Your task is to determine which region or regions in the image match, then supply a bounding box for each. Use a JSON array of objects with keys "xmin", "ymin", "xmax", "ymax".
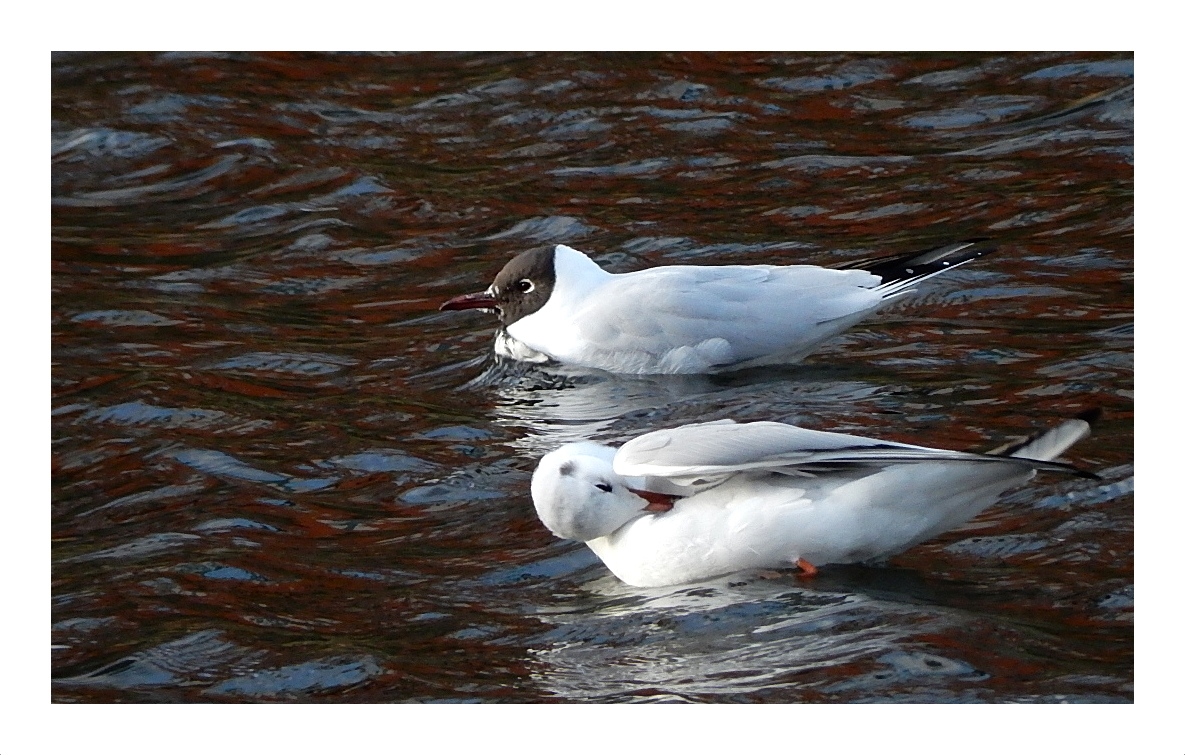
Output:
[
  {"xmin": 572, "ymin": 266, "xmax": 884, "ymax": 361},
  {"xmin": 613, "ymin": 420, "xmax": 1085, "ymax": 486}
]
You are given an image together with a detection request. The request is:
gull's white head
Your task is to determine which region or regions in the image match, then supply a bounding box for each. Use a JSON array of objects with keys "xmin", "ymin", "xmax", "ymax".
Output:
[{"xmin": 530, "ymin": 442, "xmax": 651, "ymax": 542}]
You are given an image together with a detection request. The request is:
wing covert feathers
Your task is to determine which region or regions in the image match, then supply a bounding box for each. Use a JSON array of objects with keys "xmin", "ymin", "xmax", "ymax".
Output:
[{"xmin": 613, "ymin": 419, "xmax": 1094, "ymax": 481}]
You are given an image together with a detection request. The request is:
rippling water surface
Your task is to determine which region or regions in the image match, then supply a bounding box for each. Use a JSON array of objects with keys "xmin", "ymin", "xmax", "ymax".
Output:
[{"xmin": 51, "ymin": 52, "xmax": 1133, "ymax": 703}]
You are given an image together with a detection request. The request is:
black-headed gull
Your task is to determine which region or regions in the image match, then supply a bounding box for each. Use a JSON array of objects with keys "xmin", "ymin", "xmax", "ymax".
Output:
[
  {"xmin": 530, "ymin": 413, "xmax": 1096, "ymax": 587},
  {"xmin": 441, "ymin": 241, "xmax": 995, "ymax": 374}
]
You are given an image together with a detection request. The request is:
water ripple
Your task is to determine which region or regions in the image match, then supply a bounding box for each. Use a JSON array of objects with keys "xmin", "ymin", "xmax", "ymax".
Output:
[{"xmin": 51, "ymin": 51, "xmax": 1133, "ymax": 703}]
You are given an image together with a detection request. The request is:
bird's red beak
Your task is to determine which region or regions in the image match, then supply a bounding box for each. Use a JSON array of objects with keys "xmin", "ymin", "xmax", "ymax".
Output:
[
  {"xmin": 440, "ymin": 290, "xmax": 498, "ymax": 311},
  {"xmin": 628, "ymin": 487, "xmax": 679, "ymax": 513}
]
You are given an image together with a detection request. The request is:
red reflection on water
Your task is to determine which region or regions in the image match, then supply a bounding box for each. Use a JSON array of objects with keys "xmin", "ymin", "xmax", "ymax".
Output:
[{"xmin": 53, "ymin": 51, "xmax": 1132, "ymax": 703}]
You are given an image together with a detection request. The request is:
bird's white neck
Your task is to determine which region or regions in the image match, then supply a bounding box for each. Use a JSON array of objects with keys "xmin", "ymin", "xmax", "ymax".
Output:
[{"xmin": 551, "ymin": 245, "xmax": 611, "ymax": 304}]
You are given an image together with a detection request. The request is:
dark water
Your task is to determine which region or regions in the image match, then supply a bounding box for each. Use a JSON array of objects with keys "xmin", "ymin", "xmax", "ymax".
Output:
[{"xmin": 51, "ymin": 52, "xmax": 1133, "ymax": 703}]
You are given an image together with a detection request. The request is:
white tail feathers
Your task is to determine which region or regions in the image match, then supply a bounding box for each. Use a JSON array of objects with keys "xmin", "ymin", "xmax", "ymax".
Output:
[{"xmin": 1008, "ymin": 418, "xmax": 1092, "ymax": 462}]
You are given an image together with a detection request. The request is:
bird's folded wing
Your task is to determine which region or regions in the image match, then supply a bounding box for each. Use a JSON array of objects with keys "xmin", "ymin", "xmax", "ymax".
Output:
[
  {"xmin": 575, "ymin": 266, "xmax": 882, "ymax": 347},
  {"xmin": 613, "ymin": 420, "xmax": 1086, "ymax": 481}
]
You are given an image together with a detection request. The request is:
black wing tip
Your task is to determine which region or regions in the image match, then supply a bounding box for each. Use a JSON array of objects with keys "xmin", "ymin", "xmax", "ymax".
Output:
[{"xmin": 837, "ymin": 239, "xmax": 998, "ymax": 284}]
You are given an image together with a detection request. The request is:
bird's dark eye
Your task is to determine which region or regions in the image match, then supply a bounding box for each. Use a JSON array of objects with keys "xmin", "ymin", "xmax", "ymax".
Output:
[
  {"xmin": 595, "ymin": 482, "xmax": 613, "ymax": 493},
  {"xmin": 515, "ymin": 278, "xmax": 535, "ymax": 293}
]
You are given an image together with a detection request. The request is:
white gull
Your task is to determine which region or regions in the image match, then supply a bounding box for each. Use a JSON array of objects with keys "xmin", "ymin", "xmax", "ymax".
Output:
[
  {"xmin": 441, "ymin": 241, "xmax": 995, "ymax": 375},
  {"xmin": 530, "ymin": 412, "xmax": 1096, "ymax": 587}
]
